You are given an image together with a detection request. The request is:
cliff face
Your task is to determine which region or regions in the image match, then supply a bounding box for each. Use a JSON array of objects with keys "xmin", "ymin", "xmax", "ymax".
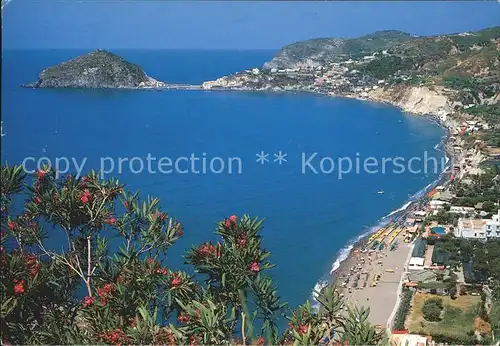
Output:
[
  {"xmin": 366, "ymin": 85, "xmax": 454, "ymax": 116},
  {"xmin": 25, "ymin": 50, "xmax": 165, "ymax": 89}
]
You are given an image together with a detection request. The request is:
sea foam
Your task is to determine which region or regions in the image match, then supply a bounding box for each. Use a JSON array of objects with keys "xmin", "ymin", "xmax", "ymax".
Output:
[{"xmin": 311, "ymin": 178, "xmax": 438, "ymax": 310}]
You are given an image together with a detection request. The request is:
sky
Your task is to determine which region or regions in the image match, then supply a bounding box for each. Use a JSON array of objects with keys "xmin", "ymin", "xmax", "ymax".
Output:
[{"xmin": 2, "ymin": 0, "xmax": 500, "ymax": 50}]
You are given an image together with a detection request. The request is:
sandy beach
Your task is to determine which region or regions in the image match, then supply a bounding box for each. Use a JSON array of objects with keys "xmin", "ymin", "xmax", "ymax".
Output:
[
  {"xmin": 332, "ymin": 227, "xmax": 413, "ymax": 326},
  {"xmin": 329, "ymin": 122, "xmax": 459, "ymax": 330}
]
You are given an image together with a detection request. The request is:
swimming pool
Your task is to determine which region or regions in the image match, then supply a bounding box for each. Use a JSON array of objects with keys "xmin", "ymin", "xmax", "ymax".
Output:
[{"xmin": 431, "ymin": 226, "xmax": 447, "ymax": 235}]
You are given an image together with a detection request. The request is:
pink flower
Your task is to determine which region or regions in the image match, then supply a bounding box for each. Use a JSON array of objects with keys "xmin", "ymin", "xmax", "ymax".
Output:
[
  {"xmin": 171, "ymin": 275, "xmax": 182, "ymax": 287},
  {"xmin": 83, "ymin": 296, "xmax": 95, "ymax": 307},
  {"xmin": 237, "ymin": 232, "xmax": 247, "ymax": 248},
  {"xmin": 224, "ymin": 215, "xmax": 238, "ymax": 228},
  {"xmin": 33, "ymin": 197, "xmax": 41, "ymax": 204},
  {"xmin": 80, "ymin": 190, "xmax": 91, "ymax": 204},
  {"xmin": 224, "ymin": 215, "xmax": 238, "ymax": 229},
  {"xmin": 298, "ymin": 324, "xmax": 309, "ymax": 335},
  {"xmin": 7, "ymin": 221, "xmax": 16, "ymax": 230},
  {"xmin": 13, "ymin": 280, "xmax": 25, "ymax": 295},
  {"xmin": 175, "ymin": 223, "xmax": 184, "ymax": 237},
  {"xmin": 155, "ymin": 267, "xmax": 169, "ymax": 275},
  {"xmin": 177, "ymin": 311, "xmax": 190, "ymax": 323},
  {"xmin": 249, "ymin": 262, "xmax": 260, "ymax": 273},
  {"xmin": 26, "ymin": 254, "xmax": 40, "ymax": 277},
  {"xmin": 98, "ymin": 328, "xmax": 130, "ymax": 345},
  {"xmin": 97, "ymin": 283, "xmax": 114, "ymax": 306},
  {"xmin": 104, "ymin": 217, "xmax": 117, "ymax": 225},
  {"xmin": 35, "ymin": 169, "xmax": 47, "ymax": 179},
  {"xmin": 198, "ymin": 243, "xmax": 216, "ymax": 257}
]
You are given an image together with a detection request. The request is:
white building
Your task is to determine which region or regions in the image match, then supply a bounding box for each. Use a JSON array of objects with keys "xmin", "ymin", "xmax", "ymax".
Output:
[
  {"xmin": 449, "ymin": 206, "xmax": 476, "ymax": 215},
  {"xmin": 455, "ymin": 211, "xmax": 500, "ymax": 240},
  {"xmin": 391, "ymin": 332, "xmax": 432, "ymax": 346},
  {"xmin": 485, "ymin": 210, "xmax": 500, "ymax": 239},
  {"xmin": 429, "ymin": 200, "xmax": 449, "ymax": 211},
  {"xmin": 408, "ymin": 257, "xmax": 425, "ymax": 270},
  {"xmin": 414, "ymin": 210, "xmax": 427, "ymax": 217},
  {"xmin": 409, "ymin": 239, "xmax": 426, "ymax": 270},
  {"xmin": 455, "ymin": 219, "xmax": 486, "ymax": 240}
]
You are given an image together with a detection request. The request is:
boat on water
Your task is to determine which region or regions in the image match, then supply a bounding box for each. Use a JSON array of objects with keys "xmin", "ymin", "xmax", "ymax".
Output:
[
  {"xmin": 1, "ymin": 122, "xmax": 5, "ymax": 137},
  {"xmin": 377, "ymin": 190, "xmax": 384, "ymax": 194}
]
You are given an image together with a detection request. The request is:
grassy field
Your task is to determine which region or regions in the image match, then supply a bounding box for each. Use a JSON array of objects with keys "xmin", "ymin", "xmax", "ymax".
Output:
[{"xmin": 407, "ymin": 292, "xmax": 482, "ymax": 341}]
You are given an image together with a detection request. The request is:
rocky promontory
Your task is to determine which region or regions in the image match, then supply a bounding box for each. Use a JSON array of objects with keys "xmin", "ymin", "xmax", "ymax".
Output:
[
  {"xmin": 262, "ymin": 30, "xmax": 414, "ymax": 70},
  {"xmin": 201, "ymin": 26, "xmax": 499, "ymax": 124},
  {"xmin": 24, "ymin": 50, "xmax": 165, "ymax": 89}
]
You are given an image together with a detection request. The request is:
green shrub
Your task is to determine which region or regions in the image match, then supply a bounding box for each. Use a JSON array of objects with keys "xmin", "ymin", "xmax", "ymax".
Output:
[
  {"xmin": 393, "ymin": 289, "xmax": 413, "ymax": 330},
  {"xmin": 422, "ymin": 298, "xmax": 443, "ymax": 322}
]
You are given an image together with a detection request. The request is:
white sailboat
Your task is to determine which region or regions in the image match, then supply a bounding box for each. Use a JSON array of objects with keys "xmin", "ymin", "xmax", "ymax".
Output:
[{"xmin": 1, "ymin": 121, "xmax": 5, "ymax": 137}]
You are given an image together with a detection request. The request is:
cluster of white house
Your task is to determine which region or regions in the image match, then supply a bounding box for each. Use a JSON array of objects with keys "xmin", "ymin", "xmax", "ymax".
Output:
[{"xmin": 454, "ymin": 209, "xmax": 500, "ymax": 240}]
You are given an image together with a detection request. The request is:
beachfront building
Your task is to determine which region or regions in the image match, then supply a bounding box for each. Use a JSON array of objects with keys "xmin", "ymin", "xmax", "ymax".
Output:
[
  {"xmin": 409, "ymin": 238, "xmax": 426, "ymax": 270},
  {"xmin": 413, "ymin": 210, "xmax": 427, "ymax": 218},
  {"xmin": 429, "ymin": 200, "xmax": 449, "ymax": 211},
  {"xmin": 404, "ymin": 226, "xmax": 418, "ymax": 243},
  {"xmin": 409, "ymin": 257, "xmax": 424, "ymax": 270},
  {"xmin": 455, "ymin": 210, "xmax": 500, "ymax": 240},
  {"xmin": 449, "ymin": 206, "xmax": 476, "ymax": 215},
  {"xmin": 485, "ymin": 210, "xmax": 500, "ymax": 238},
  {"xmin": 405, "ymin": 218, "xmax": 416, "ymax": 227},
  {"xmin": 455, "ymin": 218, "xmax": 486, "ymax": 240},
  {"xmin": 406, "ymin": 214, "xmax": 424, "ymax": 227}
]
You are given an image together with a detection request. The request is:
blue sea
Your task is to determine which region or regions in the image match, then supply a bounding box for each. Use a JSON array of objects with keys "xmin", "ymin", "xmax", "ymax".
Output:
[{"xmin": 1, "ymin": 50, "xmax": 445, "ymax": 310}]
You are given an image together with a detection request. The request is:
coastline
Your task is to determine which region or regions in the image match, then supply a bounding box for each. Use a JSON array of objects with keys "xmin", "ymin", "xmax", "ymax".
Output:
[
  {"xmin": 191, "ymin": 82, "xmax": 462, "ymax": 328},
  {"xmin": 315, "ymin": 89, "xmax": 459, "ymax": 328},
  {"xmin": 324, "ymin": 91, "xmax": 456, "ymax": 275},
  {"xmin": 162, "ymin": 82, "xmax": 460, "ymax": 324}
]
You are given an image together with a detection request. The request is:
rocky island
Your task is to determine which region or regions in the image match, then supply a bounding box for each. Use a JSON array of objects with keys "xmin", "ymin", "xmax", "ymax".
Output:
[{"xmin": 24, "ymin": 50, "xmax": 165, "ymax": 89}]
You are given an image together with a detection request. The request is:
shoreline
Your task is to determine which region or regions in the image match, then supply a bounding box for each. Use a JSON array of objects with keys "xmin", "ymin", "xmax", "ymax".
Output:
[
  {"xmin": 161, "ymin": 84, "xmax": 460, "ymax": 323},
  {"xmin": 192, "ymin": 83, "xmax": 461, "ymax": 328},
  {"xmin": 318, "ymin": 91, "xmax": 459, "ymax": 329},
  {"xmin": 324, "ymin": 106, "xmax": 455, "ymax": 277}
]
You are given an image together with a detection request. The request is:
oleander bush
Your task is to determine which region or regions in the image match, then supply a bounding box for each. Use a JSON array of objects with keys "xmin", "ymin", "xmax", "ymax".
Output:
[{"xmin": 0, "ymin": 164, "xmax": 385, "ymax": 345}]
